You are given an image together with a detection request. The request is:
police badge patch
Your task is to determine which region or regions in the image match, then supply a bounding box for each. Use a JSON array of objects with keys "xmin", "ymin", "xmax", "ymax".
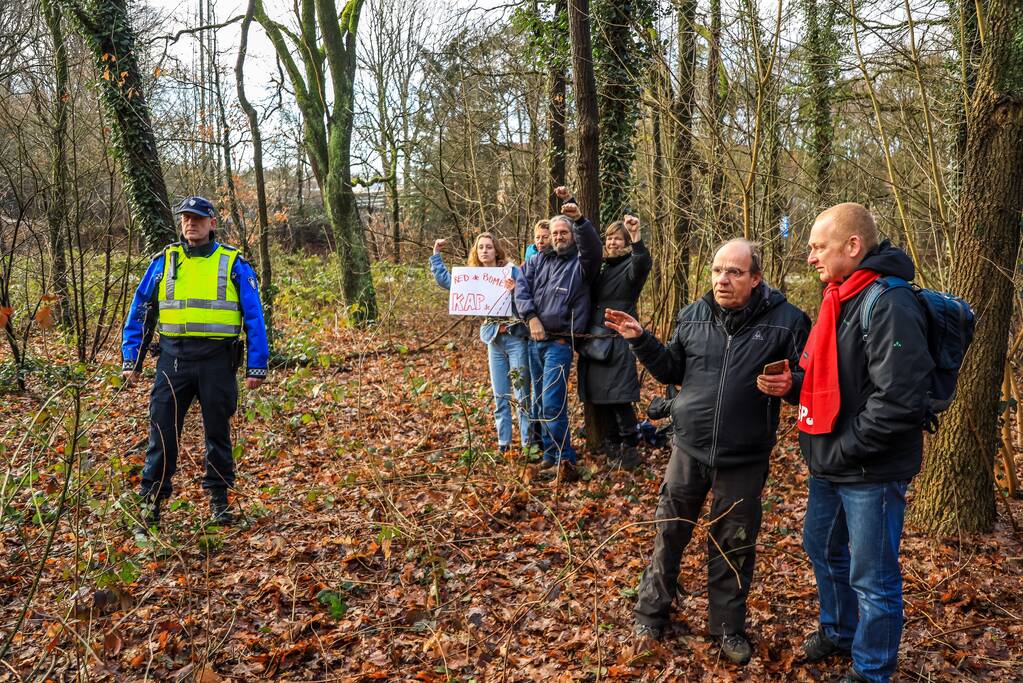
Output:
[{"xmin": 248, "ymin": 276, "xmax": 257, "ymax": 290}]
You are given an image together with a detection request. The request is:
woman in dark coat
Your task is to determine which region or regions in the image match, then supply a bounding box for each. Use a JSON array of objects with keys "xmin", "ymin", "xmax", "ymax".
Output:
[{"xmin": 578, "ymin": 215, "xmax": 652, "ymax": 468}]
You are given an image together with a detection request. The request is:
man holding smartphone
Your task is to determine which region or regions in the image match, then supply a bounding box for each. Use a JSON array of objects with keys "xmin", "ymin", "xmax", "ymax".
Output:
[{"xmin": 605, "ymin": 238, "xmax": 810, "ymax": 665}]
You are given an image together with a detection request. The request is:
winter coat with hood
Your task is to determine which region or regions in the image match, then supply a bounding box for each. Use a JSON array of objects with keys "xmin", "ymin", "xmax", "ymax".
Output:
[
  {"xmin": 629, "ymin": 282, "xmax": 811, "ymax": 468},
  {"xmin": 795, "ymin": 240, "xmax": 934, "ymax": 483},
  {"xmin": 578, "ymin": 240, "xmax": 653, "ymax": 404}
]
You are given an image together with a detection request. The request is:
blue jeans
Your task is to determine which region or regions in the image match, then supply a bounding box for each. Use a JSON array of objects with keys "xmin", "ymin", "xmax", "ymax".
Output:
[
  {"xmin": 487, "ymin": 332, "xmax": 531, "ymax": 447},
  {"xmin": 803, "ymin": 476, "xmax": 909, "ymax": 683},
  {"xmin": 528, "ymin": 339, "xmax": 576, "ymax": 464}
]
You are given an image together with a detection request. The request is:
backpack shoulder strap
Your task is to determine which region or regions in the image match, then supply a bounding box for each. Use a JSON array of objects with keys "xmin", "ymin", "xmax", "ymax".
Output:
[{"xmin": 860, "ymin": 276, "xmax": 911, "ymax": 337}]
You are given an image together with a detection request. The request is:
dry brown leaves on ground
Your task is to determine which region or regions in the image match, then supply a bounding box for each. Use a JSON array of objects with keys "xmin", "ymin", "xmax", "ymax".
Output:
[{"xmin": 1, "ymin": 297, "xmax": 1022, "ymax": 682}]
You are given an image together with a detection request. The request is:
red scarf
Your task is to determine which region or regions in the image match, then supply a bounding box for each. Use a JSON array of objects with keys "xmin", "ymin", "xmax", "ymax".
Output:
[{"xmin": 798, "ymin": 269, "xmax": 880, "ymax": 434}]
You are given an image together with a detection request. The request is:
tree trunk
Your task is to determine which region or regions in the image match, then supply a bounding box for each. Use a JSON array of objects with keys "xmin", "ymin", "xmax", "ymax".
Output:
[
  {"xmin": 803, "ymin": 0, "xmax": 837, "ymax": 209},
  {"xmin": 41, "ymin": 0, "xmax": 72, "ymax": 327},
  {"xmin": 671, "ymin": 0, "xmax": 697, "ymax": 310},
  {"xmin": 59, "ymin": 0, "xmax": 176, "ymax": 253},
  {"xmin": 908, "ymin": 0, "xmax": 1023, "ymax": 535},
  {"xmin": 237, "ymin": 0, "xmax": 274, "ymax": 344},
  {"xmin": 256, "ymin": 0, "xmax": 377, "ymax": 323},
  {"xmin": 547, "ymin": 0, "xmax": 567, "ymax": 216},
  {"xmin": 593, "ymin": 0, "xmax": 639, "ymax": 227},
  {"xmin": 567, "ymin": 0, "xmax": 600, "ymax": 222},
  {"xmin": 949, "ymin": 0, "xmax": 982, "ymax": 200},
  {"xmin": 322, "ymin": 0, "xmax": 378, "ymax": 321},
  {"xmin": 706, "ymin": 0, "xmax": 725, "ymax": 231},
  {"xmin": 215, "ymin": 58, "xmax": 247, "ymax": 251}
]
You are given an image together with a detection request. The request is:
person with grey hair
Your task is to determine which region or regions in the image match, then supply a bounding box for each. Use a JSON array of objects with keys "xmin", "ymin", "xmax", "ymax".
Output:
[
  {"xmin": 514, "ymin": 186, "xmax": 602, "ymax": 482},
  {"xmin": 605, "ymin": 238, "xmax": 810, "ymax": 665}
]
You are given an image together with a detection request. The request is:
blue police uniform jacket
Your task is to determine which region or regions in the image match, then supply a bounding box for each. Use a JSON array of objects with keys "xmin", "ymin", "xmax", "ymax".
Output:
[{"xmin": 121, "ymin": 241, "xmax": 270, "ymax": 378}]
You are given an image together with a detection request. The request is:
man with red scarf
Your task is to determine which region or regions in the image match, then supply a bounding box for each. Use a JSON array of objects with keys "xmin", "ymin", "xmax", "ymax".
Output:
[{"xmin": 792, "ymin": 203, "xmax": 934, "ymax": 683}]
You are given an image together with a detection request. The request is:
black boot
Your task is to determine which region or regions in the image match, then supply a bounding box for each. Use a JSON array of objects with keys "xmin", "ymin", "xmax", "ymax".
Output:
[
  {"xmin": 208, "ymin": 490, "xmax": 235, "ymax": 526},
  {"xmin": 618, "ymin": 444, "xmax": 641, "ymax": 470},
  {"xmin": 602, "ymin": 438, "xmax": 622, "ymax": 462}
]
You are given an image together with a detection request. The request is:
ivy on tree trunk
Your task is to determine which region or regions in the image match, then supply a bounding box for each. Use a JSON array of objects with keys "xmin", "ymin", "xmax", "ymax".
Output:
[{"xmin": 58, "ymin": 0, "xmax": 176, "ymax": 254}]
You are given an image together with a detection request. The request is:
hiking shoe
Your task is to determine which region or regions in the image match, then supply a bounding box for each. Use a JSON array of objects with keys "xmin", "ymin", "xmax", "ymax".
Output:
[
  {"xmin": 559, "ymin": 461, "xmax": 580, "ymax": 483},
  {"xmin": 721, "ymin": 633, "xmax": 753, "ymax": 665},
  {"xmin": 208, "ymin": 492, "xmax": 235, "ymax": 526},
  {"xmin": 617, "ymin": 444, "xmax": 641, "ymax": 470},
  {"xmin": 537, "ymin": 461, "xmax": 579, "ymax": 483},
  {"xmin": 803, "ymin": 629, "xmax": 850, "ymax": 662},
  {"xmin": 838, "ymin": 669, "xmax": 869, "ymax": 683},
  {"xmin": 633, "ymin": 622, "xmax": 662, "ymax": 641}
]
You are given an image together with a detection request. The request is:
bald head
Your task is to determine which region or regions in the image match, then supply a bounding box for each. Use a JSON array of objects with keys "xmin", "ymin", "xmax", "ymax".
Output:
[
  {"xmin": 815, "ymin": 203, "xmax": 878, "ymax": 251},
  {"xmin": 716, "ymin": 238, "xmax": 762, "ymax": 275},
  {"xmin": 807, "ymin": 203, "xmax": 878, "ymax": 283}
]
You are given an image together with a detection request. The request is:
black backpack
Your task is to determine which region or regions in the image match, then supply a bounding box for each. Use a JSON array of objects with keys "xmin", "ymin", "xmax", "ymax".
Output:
[{"xmin": 860, "ymin": 276, "xmax": 975, "ymax": 432}]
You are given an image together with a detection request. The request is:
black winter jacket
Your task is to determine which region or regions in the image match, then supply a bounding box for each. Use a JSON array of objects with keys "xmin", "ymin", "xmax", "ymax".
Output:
[
  {"xmin": 630, "ymin": 283, "xmax": 811, "ymax": 468},
  {"xmin": 578, "ymin": 240, "xmax": 653, "ymax": 404},
  {"xmin": 796, "ymin": 242, "xmax": 934, "ymax": 483},
  {"xmin": 515, "ymin": 216, "xmax": 602, "ymax": 336}
]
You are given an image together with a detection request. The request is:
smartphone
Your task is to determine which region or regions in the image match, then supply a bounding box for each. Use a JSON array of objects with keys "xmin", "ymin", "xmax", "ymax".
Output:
[{"xmin": 763, "ymin": 359, "xmax": 787, "ymax": 375}]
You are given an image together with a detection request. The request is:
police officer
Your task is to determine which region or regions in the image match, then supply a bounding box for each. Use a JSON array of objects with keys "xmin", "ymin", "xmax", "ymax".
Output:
[{"xmin": 121, "ymin": 196, "xmax": 269, "ymax": 530}]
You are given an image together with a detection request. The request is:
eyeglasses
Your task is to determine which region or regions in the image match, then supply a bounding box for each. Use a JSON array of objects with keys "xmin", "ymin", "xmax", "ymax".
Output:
[{"xmin": 711, "ymin": 267, "xmax": 749, "ymax": 279}]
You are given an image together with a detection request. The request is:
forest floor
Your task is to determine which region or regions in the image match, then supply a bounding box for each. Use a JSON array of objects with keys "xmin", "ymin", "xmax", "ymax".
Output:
[{"xmin": 1, "ymin": 259, "xmax": 1022, "ymax": 682}]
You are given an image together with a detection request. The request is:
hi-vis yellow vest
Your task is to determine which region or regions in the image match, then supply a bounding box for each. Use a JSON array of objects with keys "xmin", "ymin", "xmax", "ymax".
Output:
[{"xmin": 157, "ymin": 244, "xmax": 242, "ymax": 338}]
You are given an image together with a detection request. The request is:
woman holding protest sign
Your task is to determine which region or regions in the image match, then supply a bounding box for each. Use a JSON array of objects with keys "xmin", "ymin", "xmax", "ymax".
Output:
[
  {"xmin": 577, "ymin": 214, "xmax": 652, "ymax": 469},
  {"xmin": 430, "ymin": 233, "xmax": 533, "ymax": 453}
]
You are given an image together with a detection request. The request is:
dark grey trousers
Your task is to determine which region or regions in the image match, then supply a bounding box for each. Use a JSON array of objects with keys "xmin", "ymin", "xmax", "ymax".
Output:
[{"xmin": 634, "ymin": 444, "xmax": 769, "ymax": 636}]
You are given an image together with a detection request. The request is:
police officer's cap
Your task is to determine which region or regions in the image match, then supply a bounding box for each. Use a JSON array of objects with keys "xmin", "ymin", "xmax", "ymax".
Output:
[{"xmin": 173, "ymin": 196, "xmax": 216, "ymax": 218}]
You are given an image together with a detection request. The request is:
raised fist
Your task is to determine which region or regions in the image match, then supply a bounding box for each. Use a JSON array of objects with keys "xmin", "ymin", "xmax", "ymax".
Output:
[
  {"xmin": 555, "ymin": 186, "xmax": 571, "ymax": 201},
  {"xmin": 561, "ymin": 202, "xmax": 581, "ymax": 220},
  {"xmin": 624, "ymin": 214, "xmax": 641, "ymax": 239},
  {"xmin": 433, "ymin": 238, "xmax": 447, "ymax": 255}
]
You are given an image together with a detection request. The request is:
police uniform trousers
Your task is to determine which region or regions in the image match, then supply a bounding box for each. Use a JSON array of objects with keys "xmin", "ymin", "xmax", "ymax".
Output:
[{"xmin": 141, "ymin": 345, "xmax": 238, "ymax": 500}]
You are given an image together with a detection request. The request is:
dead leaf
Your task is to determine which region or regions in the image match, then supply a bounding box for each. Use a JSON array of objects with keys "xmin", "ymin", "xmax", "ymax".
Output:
[
  {"xmin": 195, "ymin": 666, "xmax": 221, "ymax": 683},
  {"xmin": 34, "ymin": 305, "xmax": 54, "ymax": 330},
  {"xmin": 102, "ymin": 631, "xmax": 122, "ymax": 656}
]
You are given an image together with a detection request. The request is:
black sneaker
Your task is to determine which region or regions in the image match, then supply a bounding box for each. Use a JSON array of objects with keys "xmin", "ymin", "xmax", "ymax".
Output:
[
  {"xmin": 838, "ymin": 668, "xmax": 869, "ymax": 682},
  {"xmin": 208, "ymin": 492, "xmax": 235, "ymax": 526},
  {"xmin": 720, "ymin": 632, "xmax": 753, "ymax": 665},
  {"xmin": 602, "ymin": 438, "xmax": 622, "ymax": 461},
  {"xmin": 617, "ymin": 444, "xmax": 641, "ymax": 470},
  {"xmin": 803, "ymin": 629, "xmax": 850, "ymax": 662}
]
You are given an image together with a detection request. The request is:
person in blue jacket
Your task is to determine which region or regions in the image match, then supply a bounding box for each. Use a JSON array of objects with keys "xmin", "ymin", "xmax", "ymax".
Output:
[
  {"xmin": 431, "ymin": 232, "xmax": 532, "ymax": 453},
  {"xmin": 523, "ymin": 219, "xmax": 550, "ymax": 263},
  {"xmin": 121, "ymin": 196, "xmax": 268, "ymax": 530},
  {"xmin": 514, "ymin": 190, "xmax": 602, "ymax": 482}
]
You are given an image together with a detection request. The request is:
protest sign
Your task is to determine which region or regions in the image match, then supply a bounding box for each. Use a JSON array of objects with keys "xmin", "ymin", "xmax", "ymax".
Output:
[{"xmin": 448, "ymin": 266, "xmax": 513, "ymax": 317}]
